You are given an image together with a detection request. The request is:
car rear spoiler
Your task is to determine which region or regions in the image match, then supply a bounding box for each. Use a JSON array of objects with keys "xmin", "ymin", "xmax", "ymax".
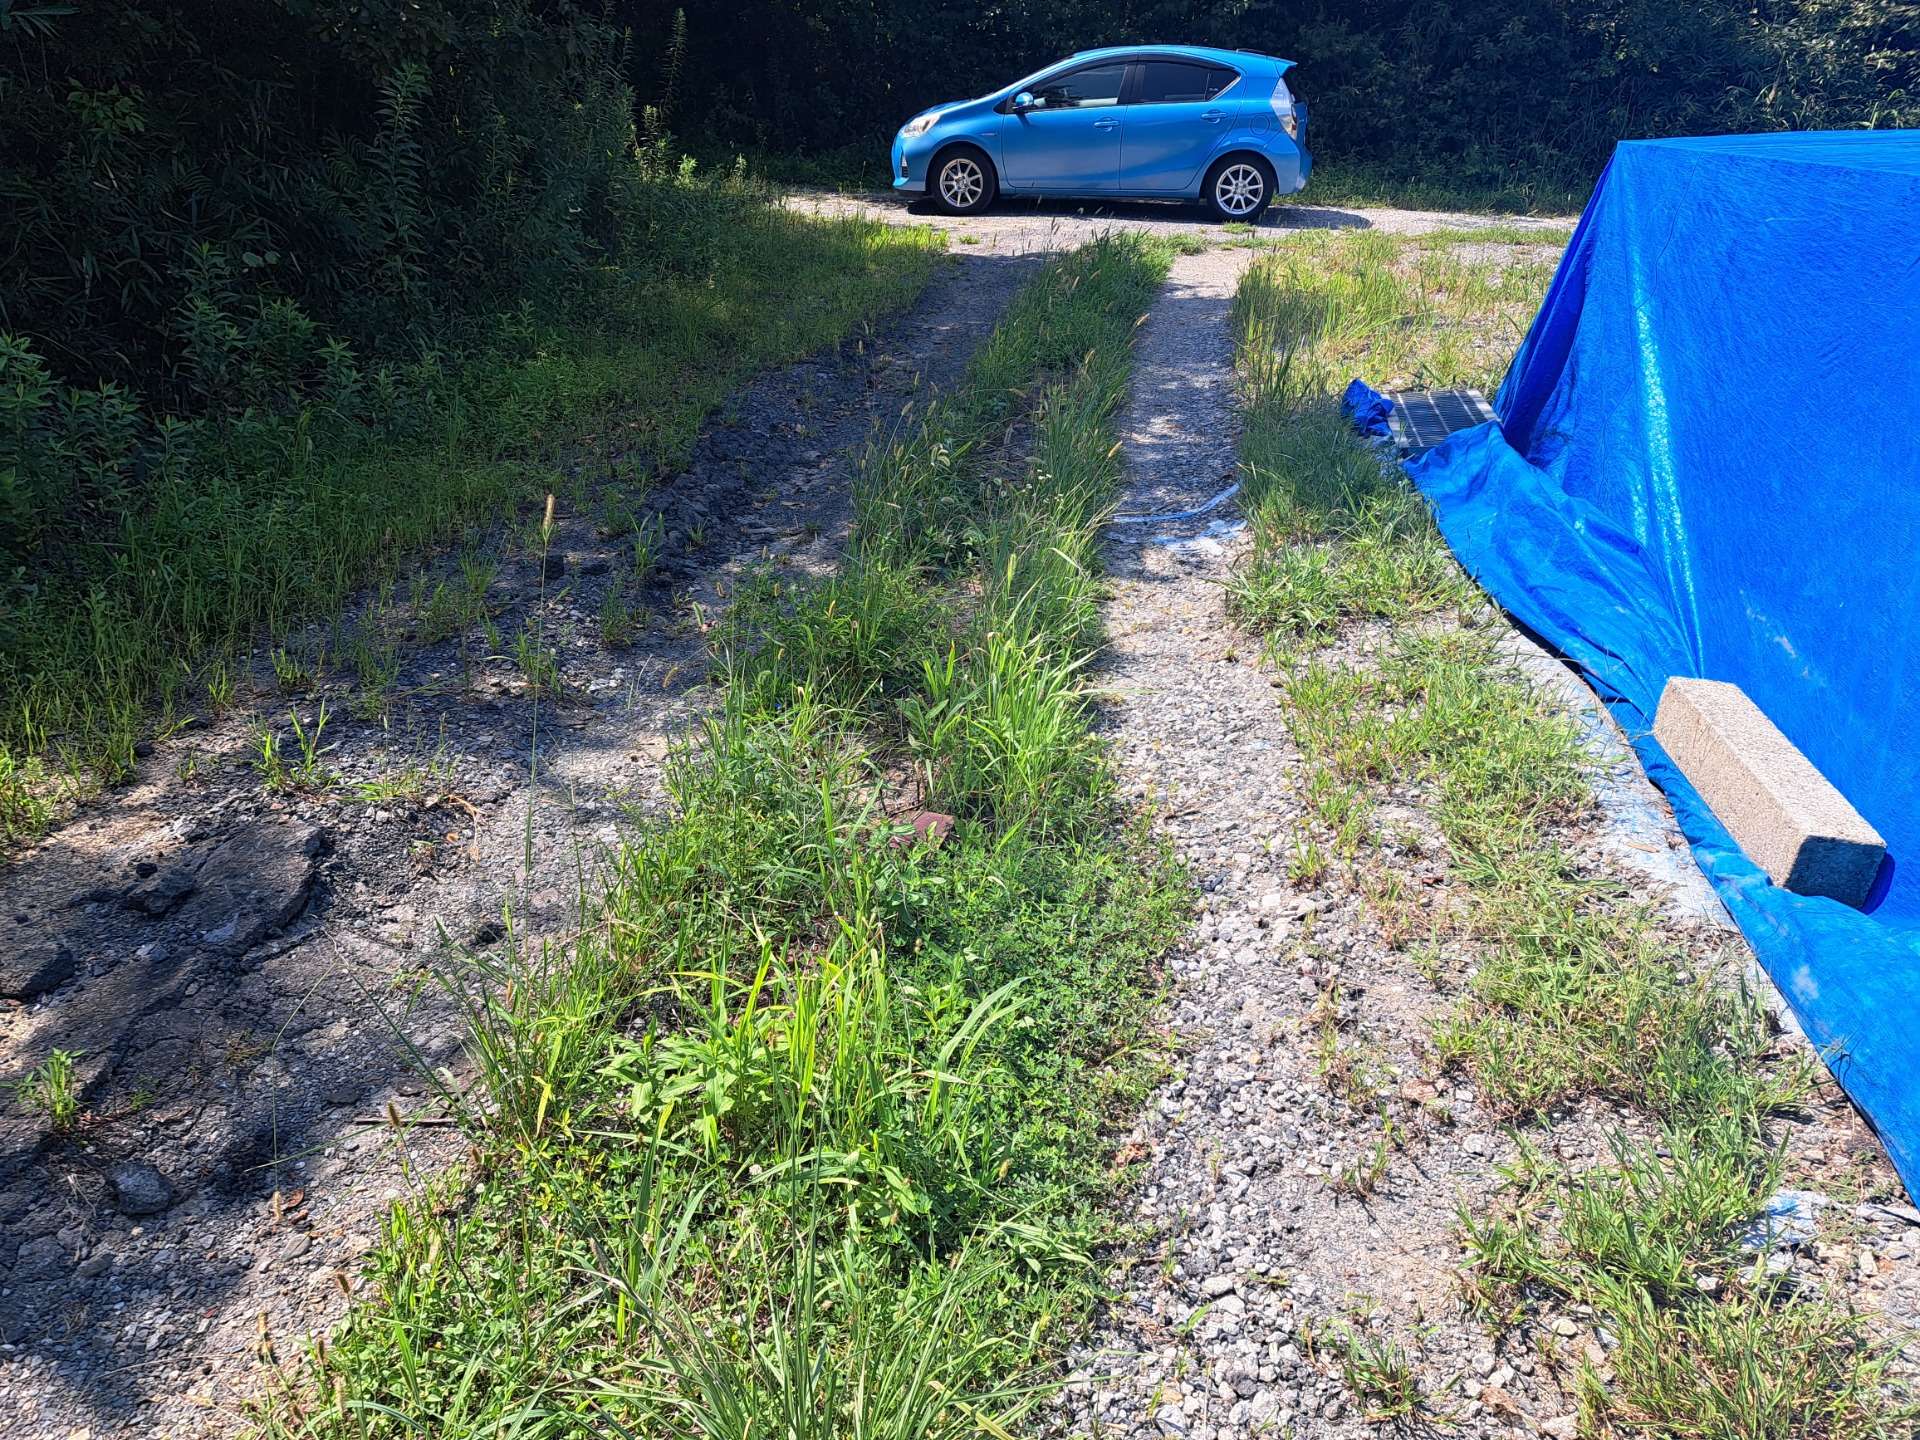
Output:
[{"xmin": 1236, "ymin": 49, "xmax": 1296, "ymax": 74}]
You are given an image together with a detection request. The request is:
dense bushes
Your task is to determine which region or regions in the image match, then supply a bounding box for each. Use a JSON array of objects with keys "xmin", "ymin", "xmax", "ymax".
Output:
[
  {"xmin": 2, "ymin": 1, "xmax": 650, "ymax": 601},
  {"xmin": 0, "ymin": 2, "xmax": 948, "ymax": 808},
  {"xmin": 3, "ymin": 2, "xmax": 669, "ymax": 399},
  {"xmin": 624, "ymin": 0, "xmax": 1920, "ymax": 186},
  {"xmin": 0, "ymin": 2, "xmax": 716, "ymax": 579}
]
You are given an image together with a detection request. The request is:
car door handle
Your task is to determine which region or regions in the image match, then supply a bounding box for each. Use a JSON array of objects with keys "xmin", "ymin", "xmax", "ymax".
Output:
[
  {"xmin": 1093, "ymin": 117, "xmax": 1119, "ymax": 130},
  {"xmin": 1201, "ymin": 109, "xmax": 1226, "ymax": 123}
]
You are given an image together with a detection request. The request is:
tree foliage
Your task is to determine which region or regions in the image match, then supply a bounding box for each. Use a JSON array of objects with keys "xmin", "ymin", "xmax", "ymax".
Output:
[
  {"xmin": 1, "ymin": 0, "xmax": 673, "ymax": 406},
  {"xmin": 0, "ymin": 1, "xmax": 715, "ymax": 599},
  {"xmin": 621, "ymin": 0, "xmax": 1920, "ymax": 182}
]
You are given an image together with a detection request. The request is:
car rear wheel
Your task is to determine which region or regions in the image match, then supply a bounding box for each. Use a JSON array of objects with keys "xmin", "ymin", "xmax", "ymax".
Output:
[
  {"xmin": 931, "ymin": 147, "xmax": 996, "ymax": 216},
  {"xmin": 1204, "ymin": 155, "xmax": 1275, "ymax": 222}
]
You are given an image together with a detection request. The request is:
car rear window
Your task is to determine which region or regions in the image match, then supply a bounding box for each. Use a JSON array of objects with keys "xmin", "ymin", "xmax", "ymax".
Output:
[
  {"xmin": 1136, "ymin": 61, "xmax": 1206, "ymax": 104},
  {"xmin": 1135, "ymin": 60, "xmax": 1240, "ymax": 104}
]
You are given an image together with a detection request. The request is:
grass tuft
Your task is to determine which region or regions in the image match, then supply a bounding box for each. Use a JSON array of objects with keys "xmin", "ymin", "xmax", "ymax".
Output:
[
  {"xmin": 10, "ymin": 1048, "xmax": 84, "ymax": 1132},
  {"xmin": 1232, "ymin": 230, "xmax": 1915, "ymax": 1437}
]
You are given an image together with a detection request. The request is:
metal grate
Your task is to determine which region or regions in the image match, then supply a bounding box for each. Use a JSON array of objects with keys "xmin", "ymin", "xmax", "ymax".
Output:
[{"xmin": 1389, "ymin": 388, "xmax": 1496, "ymax": 457}]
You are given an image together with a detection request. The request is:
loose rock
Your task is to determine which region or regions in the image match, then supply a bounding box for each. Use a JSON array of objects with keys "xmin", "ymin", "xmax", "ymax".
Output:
[{"xmin": 107, "ymin": 1161, "xmax": 173, "ymax": 1217}]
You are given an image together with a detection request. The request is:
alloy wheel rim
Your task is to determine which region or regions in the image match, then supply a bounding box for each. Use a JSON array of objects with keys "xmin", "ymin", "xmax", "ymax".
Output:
[
  {"xmin": 1216, "ymin": 164, "xmax": 1264, "ymax": 216},
  {"xmin": 940, "ymin": 158, "xmax": 984, "ymax": 208}
]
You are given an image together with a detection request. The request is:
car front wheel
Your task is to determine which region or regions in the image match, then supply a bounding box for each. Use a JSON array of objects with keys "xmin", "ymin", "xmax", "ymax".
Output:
[
  {"xmin": 1204, "ymin": 156, "xmax": 1275, "ymax": 222},
  {"xmin": 930, "ymin": 148, "xmax": 996, "ymax": 216}
]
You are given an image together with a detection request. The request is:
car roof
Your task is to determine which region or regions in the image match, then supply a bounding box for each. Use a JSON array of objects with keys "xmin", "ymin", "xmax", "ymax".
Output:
[{"xmin": 1064, "ymin": 43, "xmax": 1288, "ymax": 72}]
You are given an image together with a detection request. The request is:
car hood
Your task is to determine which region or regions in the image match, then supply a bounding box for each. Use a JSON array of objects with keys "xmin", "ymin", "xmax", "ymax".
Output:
[{"xmin": 902, "ymin": 100, "xmax": 965, "ymax": 125}]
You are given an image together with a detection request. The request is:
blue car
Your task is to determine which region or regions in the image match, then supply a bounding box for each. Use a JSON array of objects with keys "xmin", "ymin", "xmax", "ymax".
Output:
[{"xmin": 892, "ymin": 45, "xmax": 1309, "ymax": 221}]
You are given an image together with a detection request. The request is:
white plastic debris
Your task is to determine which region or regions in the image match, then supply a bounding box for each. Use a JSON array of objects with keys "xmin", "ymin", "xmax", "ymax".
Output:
[{"xmin": 1739, "ymin": 1189, "xmax": 1825, "ymax": 1251}]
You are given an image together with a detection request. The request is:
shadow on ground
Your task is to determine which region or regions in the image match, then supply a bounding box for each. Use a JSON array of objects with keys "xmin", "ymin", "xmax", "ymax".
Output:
[
  {"xmin": 0, "ymin": 246, "xmax": 1040, "ymax": 1435},
  {"xmin": 903, "ymin": 191, "xmax": 1374, "ymax": 233}
]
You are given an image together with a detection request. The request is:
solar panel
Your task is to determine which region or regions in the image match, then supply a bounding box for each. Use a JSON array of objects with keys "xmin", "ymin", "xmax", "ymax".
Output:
[{"xmin": 1389, "ymin": 389, "xmax": 1496, "ymax": 457}]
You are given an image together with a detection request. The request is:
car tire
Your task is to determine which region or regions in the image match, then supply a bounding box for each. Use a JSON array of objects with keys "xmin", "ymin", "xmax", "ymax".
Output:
[
  {"xmin": 1203, "ymin": 154, "xmax": 1276, "ymax": 223},
  {"xmin": 930, "ymin": 146, "xmax": 997, "ymax": 216}
]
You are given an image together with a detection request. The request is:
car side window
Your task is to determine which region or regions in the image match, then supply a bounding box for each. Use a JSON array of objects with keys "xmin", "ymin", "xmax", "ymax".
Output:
[
  {"xmin": 1135, "ymin": 60, "xmax": 1220, "ymax": 105},
  {"xmin": 1034, "ymin": 63, "xmax": 1127, "ymax": 109}
]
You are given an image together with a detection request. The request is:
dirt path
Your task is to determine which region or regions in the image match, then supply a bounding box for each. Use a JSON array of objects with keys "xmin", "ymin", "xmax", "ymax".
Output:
[
  {"xmin": 1072, "ymin": 246, "xmax": 1557, "ymax": 1436},
  {"xmin": 17, "ymin": 188, "xmax": 1900, "ymax": 1438},
  {"xmin": 1063, "ymin": 246, "xmax": 1920, "ymax": 1438},
  {"xmin": 0, "ymin": 194, "xmax": 1585, "ymax": 1438},
  {"xmin": 789, "ymin": 188, "xmax": 1575, "ymax": 252},
  {"xmin": 0, "ymin": 243, "xmax": 1039, "ymax": 1437}
]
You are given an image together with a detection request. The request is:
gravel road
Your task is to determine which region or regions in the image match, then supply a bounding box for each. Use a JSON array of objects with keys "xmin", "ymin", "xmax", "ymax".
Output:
[
  {"xmin": 8, "ymin": 187, "xmax": 1911, "ymax": 1438},
  {"xmin": 1057, "ymin": 238, "xmax": 1920, "ymax": 1438},
  {"xmin": 788, "ymin": 188, "xmax": 1576, "ymax": 252}
]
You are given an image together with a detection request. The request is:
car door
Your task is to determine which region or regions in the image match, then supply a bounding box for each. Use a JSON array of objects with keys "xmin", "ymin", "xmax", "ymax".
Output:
[
  {"xmin": 1119, "ymin": 60, "xmax": 1244, "ymax": 193},
  {"xmin": 998, "ymin": 61, "xmax": 1127, "ymax": 193}
]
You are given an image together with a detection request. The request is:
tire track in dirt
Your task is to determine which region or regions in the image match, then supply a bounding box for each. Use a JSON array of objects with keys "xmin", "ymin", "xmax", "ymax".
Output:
[
  {"xmin": 1070, "ymin": 244, "xmax": 1499, "ymax": 1439},
  {"xmin": 0, "ymin": 241, "xmax": 1040, "ymax": 1438}
]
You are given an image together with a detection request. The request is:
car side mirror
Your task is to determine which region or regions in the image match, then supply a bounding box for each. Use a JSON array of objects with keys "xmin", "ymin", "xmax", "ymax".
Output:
[{"xmin": 1013, "ymin": 91, "xmax": 1037, "ymax": 111}]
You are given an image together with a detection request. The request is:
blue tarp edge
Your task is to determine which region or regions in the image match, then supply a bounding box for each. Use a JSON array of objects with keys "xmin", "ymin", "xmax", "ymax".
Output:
[{"xmin": 1409, "ymin": 421, "xmax": 1920, "ymax": 1196}]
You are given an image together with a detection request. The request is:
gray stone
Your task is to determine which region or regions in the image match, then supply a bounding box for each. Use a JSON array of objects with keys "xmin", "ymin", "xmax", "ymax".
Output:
[
  {"xmin": 12, "ymin": 1235, "xmax": 66, "ymax": 1280},
  {"xmin": 174, "ymin": 821, "xmax": 325, "ymax": 953},
  {"xmin": 108, "ymin": 1161, "xmax": 173, "ymax": 1216},
  {"xmin": 0, "ymin": 939, "xmax": 75, "ymax": 1000},
  {"xmin": 123, "ymin": 862, "xmax": 200, "ymax": 917},
  {"xmin": 1859, "ymin": 1200, "xmax": 1920, "ymax": 1227},
  {"xmin": 1653, "ymin": 678, "xmax": 1884, "ymax": 906}
]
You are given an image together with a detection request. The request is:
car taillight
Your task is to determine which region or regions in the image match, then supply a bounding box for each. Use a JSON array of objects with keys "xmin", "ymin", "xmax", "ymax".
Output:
[{"xmin": 1271, "ymin": 77, "xmax": 1303, "ymax": 139}]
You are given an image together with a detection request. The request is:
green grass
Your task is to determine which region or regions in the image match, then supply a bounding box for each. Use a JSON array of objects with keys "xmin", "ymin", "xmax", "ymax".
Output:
[
  {"xmin": 1409, "ymin": 224, "xmax": 1578, "ymax": 249},
  {"xmin": 250, "ymin": 233, "xmax": 1183, "ymax": 1437},
  {"xmin": 0, "ymin": 178, "xmax": 944, "ymax": 844},
  {"xmin": 1230, "ymin": 232, "xmax": 1914, "ymax": 1437},
  {"xmin": 1225, "ymin": 234, "xmax": 1550, "ymax": 645},
  {"xmin": 1322, "ymin": 1320, "xmax": 1423, "ymax": 1423},
  {"xmin": 9, "ymin": 1047, "xmax": 83, "ymax": 1132},
  {"xmin": 1281, "ymin": 157, "xmax": 1590, "ymax": 217}
]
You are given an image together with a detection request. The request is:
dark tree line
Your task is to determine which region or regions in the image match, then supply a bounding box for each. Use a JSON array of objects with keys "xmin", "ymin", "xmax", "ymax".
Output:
[
  {"xmin": 1, "ymin": 0, "xmax": 678, "ymax": 406},
  {"xmin": 623, "ymin": 0, "xmax": 1920, "ymax": 182},
  {"xmin": 4, "ymin": 0, "xmax": 1914, "ymax": 417}
]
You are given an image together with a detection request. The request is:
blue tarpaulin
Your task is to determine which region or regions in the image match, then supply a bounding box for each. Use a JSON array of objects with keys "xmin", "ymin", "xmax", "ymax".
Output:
[
  {"xmin": 1409, "ymin": 132, "xmax": 1920, "ymax": 1195},
  {"xmin": 1342, "ymin": 377, "xmax": 1395, "ymax": 437}
]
